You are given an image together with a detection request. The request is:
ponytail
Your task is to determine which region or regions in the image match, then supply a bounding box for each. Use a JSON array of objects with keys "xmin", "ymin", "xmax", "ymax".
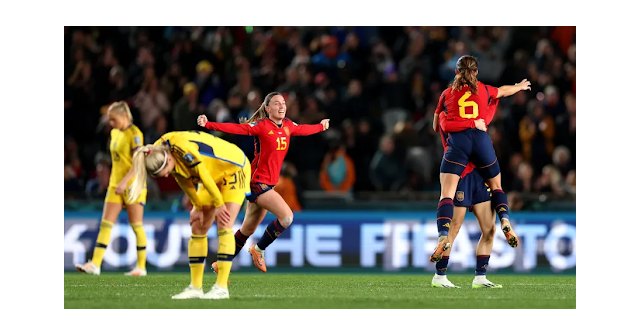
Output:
[
  {"xmin": 128, "ymin": 144, "xmax": 169, "ymax": 203},
  {"xmin": 451, "ymin": 55, "xmax": 479, "ymax": 94},
  {"xmin": 241, "ymin": 91, "xmax": 282, "ymax": 124}
]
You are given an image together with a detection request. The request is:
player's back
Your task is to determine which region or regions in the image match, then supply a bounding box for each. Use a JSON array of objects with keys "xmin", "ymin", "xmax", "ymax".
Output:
[
  {"xmin": 442, "ymin": 82, "xmax": 497, "ymax": 124},
  {"xmin": 156, "ymin": 131, "xmax": 247, "ymax": 178}
]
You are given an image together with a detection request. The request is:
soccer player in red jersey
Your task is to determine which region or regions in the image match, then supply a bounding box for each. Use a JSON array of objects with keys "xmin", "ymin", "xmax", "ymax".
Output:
[
  {"xmin": 431, "ymin": 55, "xmax": 529, "ymax": 262},
  {"xmin": 197, "ymin": 92, "xmax": 329, "ymax": 272},
  {"xmin": 431, "ymin": 97, "xmax": 518, "ymax": 288}
]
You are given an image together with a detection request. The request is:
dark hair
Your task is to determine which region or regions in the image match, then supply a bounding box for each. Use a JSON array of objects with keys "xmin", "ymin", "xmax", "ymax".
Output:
[{"xmin": 452, "ymin": 55, "xmax": 479, "ymax": 94}]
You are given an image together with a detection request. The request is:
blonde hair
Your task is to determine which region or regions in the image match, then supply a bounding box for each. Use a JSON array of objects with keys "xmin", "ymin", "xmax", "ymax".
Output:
[
  {"xmin": 451, "ymin": 55, "xmax": 479, "ymax": 94},
  {"xmin": 128, "ymin": 144, "xmax": 171, "ymax": 203},
  {"xmin": 108, "ymin": 101, "xmax": 133, "ymax": 124},
  {"xmin": 241, "ymin": 91, "xmax": 281, "ymax": 124}
]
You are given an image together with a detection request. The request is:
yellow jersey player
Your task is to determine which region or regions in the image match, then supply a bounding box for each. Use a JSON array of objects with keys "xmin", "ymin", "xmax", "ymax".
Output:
[
  {"xmin": 75, "ymin": 101, "xmax": 148, "ymax": 277},
  {"xmin": 128, "ymin": 131, "xmax": 251, "ymax": 300}
]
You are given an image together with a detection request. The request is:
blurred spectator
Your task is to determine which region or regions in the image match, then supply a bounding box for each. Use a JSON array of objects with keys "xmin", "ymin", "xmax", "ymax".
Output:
[
  {"xmin": 275, "ymin": 162, "xmax": 303, "ymax": 212},
  {"xmin": 535, "ymin": 164, "xmax": 565, "ymax": 196},
  {"xmin": 85, "ymin": 152, "xmax": 111, "ymax": 199},
  {"xmin": 370, "ymin": 135, "xmax": 406, "ymax": 191},
  {"xmin": 519, "ymin": 102, "xmax": 555, "ymax": 173},
  {"xmin": 134, "ymin": 77, "xmax": 170, "ymax": 131},
  {"xmin": 172, "ymin": 82, "xmax": 204, "ymax": 131},
  {"xmin": 195, "ymin": 60, "xmax": 225, "ymax": 106},
  {"xmin": 552, "ymin": 145, "xmax": 573, "ymax": 177},
  {"xmin": 512, "ymin": 161, "xmax": 534, "ymax": 193},
  {"xmin": 319, "ymin": 136, "xmax": 356, "ymax": 192}
]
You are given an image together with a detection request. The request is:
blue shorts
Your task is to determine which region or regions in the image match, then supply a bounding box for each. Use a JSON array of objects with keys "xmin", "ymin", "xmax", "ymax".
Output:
[
  {"xmin": 440, "ymin": 128, "xmax": 500, "ymax": 180},
  {"xmin": 246, "ymin": 182, "xmax": 274, "ymax": 203},
  {"xmin": 454, "ymin": 169, "xmax": 491, "ymax": 208}
]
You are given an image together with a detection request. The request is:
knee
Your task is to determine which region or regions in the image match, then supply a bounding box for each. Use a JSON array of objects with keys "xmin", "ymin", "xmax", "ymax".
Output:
[
  {"xmin": 481, "ymin": 225, "xmax": 496, "ymax": 241},
  {"xmin": 279, "ymin": 213, "xmax": 294, "ymax": 228}
]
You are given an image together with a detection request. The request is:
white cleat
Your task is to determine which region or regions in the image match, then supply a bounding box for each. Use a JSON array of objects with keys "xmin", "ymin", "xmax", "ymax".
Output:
[
  {"xmin": 431, "ymin": 274, "xmax": 460, "ymax": 288},
  {"xmin": 471, "ymin": 276, "xmax": 503, "ymax": 289},
  {"xmin": 171, "ymin": 285, "xmax": 204, "ymax": 299},
  {"xmin": 124, "ymin": 267, "xmax": 147, "ymax": 277},
  {"xmin": 202, "ymin": 284, "xmax": 230, "ymax": 300},
  {"xmin": 75, "ymin": 262, "xmax": 100, "ymax": 275}
]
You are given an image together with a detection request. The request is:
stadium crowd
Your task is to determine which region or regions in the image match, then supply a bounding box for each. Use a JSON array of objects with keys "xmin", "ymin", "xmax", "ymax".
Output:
[{"xmin": 64, "ymin": 26, "xmax": 576, "ymax": 210}]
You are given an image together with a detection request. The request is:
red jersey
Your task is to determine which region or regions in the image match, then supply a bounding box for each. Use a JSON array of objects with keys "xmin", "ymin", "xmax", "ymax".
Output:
[
  {"xmin": 204, "ymin": 118, "xmax": 324, "ymax": 185},
  {"xmin": 438, "ymin": 97, "xmax": 500, "ymax": 178},
  {"xmin": 435, "ymin": 81, "xmax": 498, "ymax": 131}
]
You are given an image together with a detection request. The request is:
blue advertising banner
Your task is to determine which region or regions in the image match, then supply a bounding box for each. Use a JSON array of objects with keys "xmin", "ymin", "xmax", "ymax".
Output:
[{"xmin": 64, "ymin": 211, "xmax": 575, "ymax": 272}]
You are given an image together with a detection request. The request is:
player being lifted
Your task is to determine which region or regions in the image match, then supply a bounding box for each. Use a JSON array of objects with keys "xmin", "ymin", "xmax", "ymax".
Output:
[{"xmin": 431, "ymin": 55, "xmax": 529, "ymax": 262}]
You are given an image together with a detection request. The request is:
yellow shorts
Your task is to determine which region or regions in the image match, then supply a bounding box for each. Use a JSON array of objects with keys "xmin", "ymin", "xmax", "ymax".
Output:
[
  {"xmin": 197, "ymin": 163, "xmax": 251, "ymax": 206},
  {"xmin": 104, "ymin": 185, "xmax": 147, "ymax": 206}
]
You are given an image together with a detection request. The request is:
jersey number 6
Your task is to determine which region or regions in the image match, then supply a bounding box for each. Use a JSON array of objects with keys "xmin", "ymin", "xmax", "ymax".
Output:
[{"xmin": 458, "ymin": 92, "xmax": 479, "ymax": 119}]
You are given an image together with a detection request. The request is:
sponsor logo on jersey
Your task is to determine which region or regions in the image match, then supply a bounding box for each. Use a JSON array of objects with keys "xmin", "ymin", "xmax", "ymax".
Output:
[
  {"xmin": 268, "ymin": 130, "xmax": 274, "ymax": 135},
  {"xmin": 134, "ymin": 136, "xmax": 141, "ymax": 145}
]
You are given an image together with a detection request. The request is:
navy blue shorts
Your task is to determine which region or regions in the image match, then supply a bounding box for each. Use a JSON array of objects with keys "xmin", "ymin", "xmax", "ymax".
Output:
[
  {"xmin": 454, "ymin": 169, "xmax": 491, "ymax": 208},
  {"xmin": 440, "ymin": 128, "xmax": 500, "ymax": 180},
  {"xmin": 246, "ymin": 182, "xmax": 274, "ymax": 203}
]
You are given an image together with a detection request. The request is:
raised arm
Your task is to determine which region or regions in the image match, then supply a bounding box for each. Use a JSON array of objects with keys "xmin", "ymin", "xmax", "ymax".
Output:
[
  {"xmin": 496, "ymin": 79, "xmax": 531, "ymax": 98},
  {"xmin": 197, "ymin": 114, "xmax": 258, "ymax": 135}
]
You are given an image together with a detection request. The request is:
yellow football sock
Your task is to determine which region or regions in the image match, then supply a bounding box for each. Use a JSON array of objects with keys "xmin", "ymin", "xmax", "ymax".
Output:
[
  {"xmin": 188, "ymin": 234, "xmax": 208, "ymax": 289},
  {"xmin": 215, "ymin": 228, "xmax": 234, "ymax": 289},
  {"xmin": 131, "ymin": 222, "xmax": 147, "ymax": 270},
  {"xmin": 92, "ymin": 220, "xmax": 113, "ymax": 267}
]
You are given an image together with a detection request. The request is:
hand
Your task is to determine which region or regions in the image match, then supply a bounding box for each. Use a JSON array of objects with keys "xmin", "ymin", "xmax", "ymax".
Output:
[
  {"xmin": 517, "ymin": 79, "xmax": 531, "ymax": 91},
  {"xmin": 115, "ymin": 183, "xmax": 126, "ymax": 195},
  {"xmin": 197, "ymin": 114, "xmax": 209, "ymax": 127},
  {"xmin": 474, "ymin": 119, "xmax": 487, "ymax": 131},
  {"xmin": 320, "ymin": 119, "xmax": 330, "ymax": 131},
  {"xmin": 189, "ymin": 207, "xmax": 204, "ymax": 227},
  {"xmin": 213, "ymin": 205, "xmax": 231, "ymax": 225}
]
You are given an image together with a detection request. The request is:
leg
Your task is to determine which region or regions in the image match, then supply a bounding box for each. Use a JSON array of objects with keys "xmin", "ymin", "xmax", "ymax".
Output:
[
  {"xmin": 235, "ymin": 202, "xmax": 267, "ymax": 256},
  {"xmin": 470, "ymin": 201, "xmax": 502, "ymax": 288},
  {"xmin": 125, "ymin": 203, "xmax": 147, "ymax": 276},
  {"xmin": 211, "ymin": 201, "xmax": 268, "ymax": 273},
  {"xmin": 246, "ymin": 189, "xmax": 294, "ymax": 272},
  {"xmin": 486, "ymin": 174, "xmax": 518, "ymax": 247},
  {"xmin": 76, "ymin": 201, "xmax": 122, "ymax": 275},
  {"xmin": 430, "ymin": 172, "xmax": 460, "ymax": 262},
  {"xmin": 210, "ymin": 202, "xmax": 241, "ymax": 292},
  {"xmin": 432, "ymin": 206, "xmax": 466, "ymax": 288},
  {"xmin": 172, "ymin": 207, "xmax": 214, "ymax": 299}
]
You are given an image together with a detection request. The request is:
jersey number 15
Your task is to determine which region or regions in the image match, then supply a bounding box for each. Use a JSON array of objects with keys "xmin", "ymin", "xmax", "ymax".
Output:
[{"xmin": 276, "ymin": 136, "xmax": 288, "ymax": 151}]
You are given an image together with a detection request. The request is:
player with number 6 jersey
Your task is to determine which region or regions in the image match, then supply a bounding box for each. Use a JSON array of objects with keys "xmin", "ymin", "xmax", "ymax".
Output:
[
  {"xmin": 197, "ymin": 92, "xmax": 329, "ymax": 274},
  {"xmin": 430, "ymin": 55, "xmax": 530, "ymax": 262}
]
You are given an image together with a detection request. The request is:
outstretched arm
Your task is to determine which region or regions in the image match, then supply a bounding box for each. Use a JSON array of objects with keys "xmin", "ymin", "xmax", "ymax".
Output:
[
  {"xmin": 197, "ymin": 114, "xmax": 258, "ymax": 135},
  {"xmin": 497, "ymin": 79, "xmax": 531, "ymax": 98},
  {"xmin": 291, "ymin": 119, "xmax": 329, "ymax": 136}
]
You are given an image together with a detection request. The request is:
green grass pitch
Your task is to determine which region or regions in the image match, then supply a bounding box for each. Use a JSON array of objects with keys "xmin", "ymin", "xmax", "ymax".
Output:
[{"xmin": 64, "ymin": 272, "xmax": 575, "ymax": 309}]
